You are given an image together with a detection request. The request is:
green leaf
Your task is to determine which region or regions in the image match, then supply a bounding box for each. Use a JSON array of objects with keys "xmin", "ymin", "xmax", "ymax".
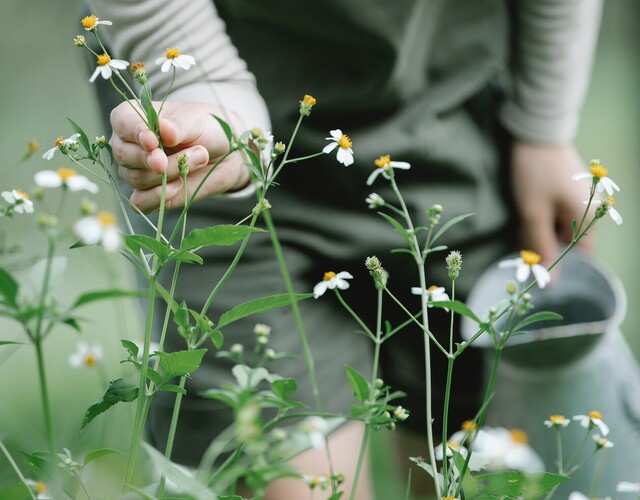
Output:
[
  {"xmin": 158, "ymin": 348, "xmax": 207, "ymax": 379},
  {"xmin": 0, "ymin": 267, "xmax": 18, "ymax": 307},
  {"xmin": 271, "ymin": 378, "xmax": 297, "ymax": 400},
  {"xmin": 121, "ymin": 339, "xmax": 139, "ymax": 360},
  {"xmin": 161, "ymin": 384, "xmax": 187, "ymax": 395},
  {"xmin": 200, "ymin": 388, "xmax": 236, "ymax": 407},
  {"xmin": 173, "ymin": 301, "xmax": 190, "ymax": 332},
  {"xmin": 82, "ymin": 448, "xmax": 120, "ymax": 466},
  {"xmin": 344, "ymin": 364, "xmax": 370, "ymax": 403},
  {"xmin": 377, "ymin": 212, "xmax": 412, "ymax": 247},
  {"xmin": 71, "ymin": 289, "xmax": 144, "ymax": 309},
  {"xmin": 124, "ymin": 235, "xmax": 171, "ymax": 261},
  {"xmin": 0, "ymin": 340, "xmax": 24, "ymax": 346},
  {"xmin": 67, "ymin": 118, "xmax": 92, "ymax": 156},
  {"xmin": 328, "ymin": 494, "xmax": 344, "ymax": 500},
  {"xmin": 167, "ymin": 249, "xmax": 204, "ymax": 265},
  {"xmin": 81, "ymin": 378, "xmax": 139, "ymax": 430},
  {"xmin": 209, "ymin": 330, "xmax": 224, "ymax": 349},
  {"xmin": 244, "ymin": 147, "xmax": 263, "ymax": 174},
  {"xmin": 141, "ymin": 89, "xmax": 159, "ymax": 135},
  {"xmin": 475, "ymin": 470, "xmax": 568, "ymax": 498},
  {"xmin": 232, "ymin": 365, "xmax": 269, "ymax": 389},
  {"xmin": 217, "ymin": 293, "xmax": 312, "ymax": 329},
  {"xmin": 212, "ymin": 114, "xmax": 234, "ymax": 144},
  {"xmin": 431, "ymin": 299, "xmax": 482, "ymax": 324},
  {"xmin": 431, "ymin": 212, "xmax": 474, "ymax": 245},
  {"xmin": 20, "ymin": 451, "xmax": 54, "ymax": 479},
  {"xmin": 513, "ymin": 311, "xmax": 563, "ymax": 331},
  {"xmin": 182, "ymin": 224, "xmax": 264, "ymax": 251}
]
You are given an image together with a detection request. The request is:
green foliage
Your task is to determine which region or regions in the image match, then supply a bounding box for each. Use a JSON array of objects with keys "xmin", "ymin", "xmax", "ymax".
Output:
[
  {"xmin": 473, "ymin": 470, "xmax": 568, "ymax": 499},
  {"xmin": 181, "ymin": 225, "xmax": 264, "ymax": 251},
  {"xmin": 212, "ymin": 114, "xmax": 234, "ymax": 144},
  {"xmin": 81, "ymin": 378, "xmax": 139, "ymax": 430},
  {"xmin": 216, "ymin": 293, "xmax": 312, "ymax": 329},
  {"xmin": 344, "ymin": 364, "xmax": 370, "ymax": 403},
  {"xmin": 431, "ymin": 212, "xmax": 474, "ymax": 245},
  {"xmin": 157, "ymin": 348, "xmax": 207, "ymax": 379},
  {"xmin": 0, "ymin": 266, "xmax": 19, "ymax": 308},
  {"xmin": 66, "ymin": 118, "xmax": 92, "ymax": 157}
]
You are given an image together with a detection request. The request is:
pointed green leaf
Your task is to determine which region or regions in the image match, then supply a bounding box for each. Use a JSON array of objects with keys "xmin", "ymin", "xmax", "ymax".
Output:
[
  {"xmin": 217, "ymin": 293, "xmax": 312, "ymax": 329},
  {"xmin": 182, "ymin": 224, "xmax": 264, "ymax": 251},
  {"xmin": 0, "ymin": 267, "xmax": 18, "ymax": 307},
  {"xmin": 124, "ymin": 234, "xmax": 171, "ymax": 260},
  {"xmin": 161, "ymin": 384, "xmax": 187, "ymax": 396},
  {"xmin": 431, "ymin": 212, "xmax": 475, "ymax": 245},
  {"xmin": 0, "ymin": 340, "xmax": 24, "ymax": 346},
  {"xmin": 209, "ymin": 330, "xmax": 224, "ymax": 349},
  {"xmin": 377, "ymin": 212, "xmax": 412, "ymax": 247},
  {"xmin": 212, "ymin": 114, "xmax": 234, "ymax": 144},
  {"xmin": 200, "ymin": 388, "xmax": 236, "ymax": 407},
  {"xmin": 20, "ymin": 451, "xmax": 54, "ymax": 479},
  {"xmin": 121, "ymin": 339, "xmax": 139, "ymax": 360},
  {"xmin": 71, "ymin": 289, "xmax": 144, "ymax": 309},
  {"xmin": 345, "ymin": 364, "xmax": 370, "ymax": 403},
  {"xmin": 513, "ymin": 311, "xmax": 563, "ymax": 331},
  {"xmin": 173, "ymin": 300, "xmax": 190, "ymax": 332},
  {"xmin": 431, "ymin": 299, "xmax": 482, "ymax": 324},
  {"xmin": 82, "ymin": 378, "xmax": 138, "ymax": 429},
  {"xmin": 475, "ymin": 470, "xmax": 568, "ymax": 497},
  {"xmin": 141, "ymin": 89, "xmax": 159, "ymax": 135},
  {"xmin": 244, "ymin": 147, "xmax": 263, "ymax": 173},
  {"xmin": 67, "ymin": 118, "xmax": 92, "ymax": 156},
  {"xmin": 157, "ymin": 348, "xmax": 207, "ymax": 379},
  {"xmin": 82, "ymin": 448, "xmax": 120, "ymax": 466},
  {"xmin": 271, "ymin": 378, "xmax": 297, "ymax": 400},
  {"xmin": 167, "ymin": 249, "xmax": 204, "ymax": 265},
  {"xmin": 232, "ymin": 365, "xmax": 269, "ymax": 389}
]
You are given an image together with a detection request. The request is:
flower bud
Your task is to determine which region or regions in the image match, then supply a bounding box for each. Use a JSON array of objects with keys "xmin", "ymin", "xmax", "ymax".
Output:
[
  {"xmin": 505, "ymin": 280, "xmax": 517, "ymax": 295},
  {"xmin": 274, "ymin": 141, "xmax": 286, "ymax": 155},
  {"xmin": 446, "ymin": 250, "xmax": 462, "ymax": 280},
  {"xmin": 299, "ymin": 94, "xmax": 317, "ymax": 117},
  {"xmin": 74, "ymin": 35, "xmax": 86, "ymax": 47}
]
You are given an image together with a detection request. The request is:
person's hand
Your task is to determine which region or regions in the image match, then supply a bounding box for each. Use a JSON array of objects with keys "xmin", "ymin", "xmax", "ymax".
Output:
[
  {"xmin": 109, "ymin": 100, "xmax": 250, "ymax": 213},
  {"xmin": 510, "ymin": 141, "xmax": 595, "ymax": 265}
]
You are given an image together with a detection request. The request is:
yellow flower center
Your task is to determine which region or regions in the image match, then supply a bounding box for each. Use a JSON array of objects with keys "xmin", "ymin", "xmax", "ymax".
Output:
[
  {"xmin": 520, "ymin": 250, "xmax": 541, "ymax": 266},
  {"xmin": 130, "ymin": 61, "xmax": 145, "ymax": 73},
  {"xmin": 461, "ymin": 420, "xmax": 477, "ymax": 432},
  {"xmin": 54, "ymin": 136, "xmax": 65, "ymax": 147},
  {"xmin": 81, "ymin": 15, "xmax": 98, "ymax": 30},
  {"xmin": 443, "ymin": 497, "xmax": 457, "ymax": 500},
  {"xmin": 589, "ymin": 410, "xmax": 602, "ymax": 420},
  {"xmin": 97, "ymin": 211, "xmax": 116, "ymax": 227},
  {"xmin": 28, "ymin": 140, "xmax": 39, "ymax": 152},
  {"xmin": 97, "ymin": 54, "xmax": 111, "ymax": 66},
  {"xmin": 57, "ymin": 168, "xmax": 77, "ymax": 181},
  {"xmin": 35, "ymin": 481, "xmax": 47, "ymax": 494},
  {"xmin": 302, "ymin": 94, "xmax": 316, "ymax": 107},
  {"xmin": 549, "ymin": 415, "xmax": 566, "ymax": 424},
  {"xmin": 446, "ymin": 440, "xmax": 461, "ymax": 450},
  {"xmin": 590, "ymin": 160, "xmax": 608, "ymax": 178},
  {"xmin": 337, "ymin": 134, "xmax": 352, "ymax": 149},
  {"xmin": 606, "ymin": 196, "xmax": 615, "ymax": 207},
  {"xmin": 166, "ymin": 47, "xmax": 180, "ymax": 59},
  {"xmin": 427, "ymin": 285, "xmax": 441, "ymax": 293},
  {"xmin": 84, "ymin": 354, "xmax": 97, "ymax": 367},
  {"xmin": 375, "ymin": 154, "xmax": 391, "ymax": 169},
  {"xmin": 509, "ymin": 428, "xmax": 529, "ymax": 444},
  {"xmin": 15, "ymin": 189, "xmax": 30, "ymax": 200},
  {"xmin": 323, "ymin": 271, "xmax": 337, "ymax": 281}
]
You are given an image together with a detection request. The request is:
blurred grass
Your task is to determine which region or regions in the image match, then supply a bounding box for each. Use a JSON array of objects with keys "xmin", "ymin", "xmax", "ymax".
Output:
[{"xmin": 0, "ymin": 1, "xmax": 638, "ymax": 498}]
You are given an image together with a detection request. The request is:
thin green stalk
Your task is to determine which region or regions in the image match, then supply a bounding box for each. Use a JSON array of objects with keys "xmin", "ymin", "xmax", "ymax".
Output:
[
  {"xmin": 565, "ymin": 429, "xmax": 591, "ymax": 470},
  {"xmin": 556, "ymin": 428, "xmax": 564, "ymax": 474},
  {"xmin": 441, "ymin": 281, "xmax": 456, "ymax": 496},
  {"xmin": 0, "ymin": 439, "xmax": 37, "ymax": 500},
  {"xmin": 265, "ymin": 114, "xmax": 304, "ymax": 187},
  {"xmin": 73, "ymin": 471, "xmax": 95, "ymax": 500},
  {"xmin": 333, "ymin": 290, "xmax": 376, "ymax": 342},
  {"xmin": 349, "ymin": 425, "xmax": 370, "ymax": 500},
  {"xmin": 261, "ymin": 208, "xmax": 321, "ymax": 410},
  {"xmin": 281, "ymin": 151, "xmax": 325, "ymax": 165}
]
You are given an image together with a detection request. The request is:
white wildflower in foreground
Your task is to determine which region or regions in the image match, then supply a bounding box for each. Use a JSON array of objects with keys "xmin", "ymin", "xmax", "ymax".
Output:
[
  {"xmin": 69, "ymin": 342, "xmax": 103, "ymax": 368},
  {"xmin": 89, "ymin": 53, "xmax": 129, "ymax": 83},
  {"xmin": 74, "ymin": 211, "xmax": 121, "ymax": 252},
  {"xmin": 573, "ymin": 410, "xmax": 609, "ymax": 436},
  {"xmin": 366, "ymin": 154, "xmax": 411, "ymax": 185},
  {"xmin": 592, "ymin": 433, "xmax": 613, "ymax": 449},
  {"xmin": 617, "ymin": 481, "xmax": 640, "ymax": 494},
  {"xmin": 25, "ymin": 479, "xmax": 51, "ymax": 500},
  {"xmin": 585, "ymin": 196, "xmax": 623, "ymax": 225},
  {"xmin": 301, "ymin": 416, "xmax": 327, "ymax": 450},
  {"xmin": 474, "ymin": 427, "xmax": 545, "ymax": 473},
  {"xmin": 323, "ymin": 129, "xmax": 354, "ymax": 166},
  {"xmin": 35, "ymin": 168, "xmax": 99, "ymax": 193},
  {"xmin": 42, "ymin": 133, "xmax": 80, "ymax": 160},
  {"xmin": 156, "ymin": 47, "xmax": 196, "ymax": 72},
  {"xmin": 544, "ymin": 414, "xmax": 571, "ymax": 428},
  {"xmin": 1, "ymin": 189, "xmax": 34, "ymax": 214},
  {"xmin": 572, "ymin": 159, "xmax": 620, "ymax": 195},
  {"xmin": 81, "ymin": 14, "xmax": 112, "ymax": 31},
  {"xmin": 498, "ymin": 250, "xmax": 550, "ymax": 289},
  {"xmin": 411, "ymin": 285, "xmax": 450, "ymax": 308},
  {"xmin": 313, "ymin": 271, "xmax": 353, "ymax": 298}
]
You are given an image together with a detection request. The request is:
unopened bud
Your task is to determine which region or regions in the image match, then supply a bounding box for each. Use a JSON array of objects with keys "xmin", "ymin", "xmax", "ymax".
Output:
[
  {"xmin": 505, "ymin": 281, "xmax": 517, "ymax": 295},
  {"xmin": 74, "ymin": 35, "xmax": 86, "ymax": 47},
  {"xmin": 446, "ymin": 250, "xmax": 462, "ymax": 280},
  {"xmin": 274, "ymin": 141, "xmax": 286, "ymax": 155},
  {"xmin": 299, "ymin": 94, "xmax": 317, "ymax": 117}
]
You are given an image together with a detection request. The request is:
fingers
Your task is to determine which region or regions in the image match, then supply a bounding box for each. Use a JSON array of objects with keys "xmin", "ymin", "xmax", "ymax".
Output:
[
  {"xmin": 118, "ymin": 145, "xmax": 209, "ymax": 190},
  {"xmin": 130, "ymin": 152, "xmax": 248, "ymax": 213},
  {"xmin": 519, "ymin": 208, "xmax": 559, "ymax": 266}
]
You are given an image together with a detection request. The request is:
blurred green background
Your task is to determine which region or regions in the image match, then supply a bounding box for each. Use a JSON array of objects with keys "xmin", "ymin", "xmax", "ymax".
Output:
[{"xmin": 0, "ymin": 0, "xmax": 638, "ymax": 497}]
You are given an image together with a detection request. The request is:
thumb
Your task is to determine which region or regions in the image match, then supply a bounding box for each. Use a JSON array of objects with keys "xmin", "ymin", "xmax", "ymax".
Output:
[{"xmin": 520, "ymin": 211, "xmax": 558, "ymax": 267}]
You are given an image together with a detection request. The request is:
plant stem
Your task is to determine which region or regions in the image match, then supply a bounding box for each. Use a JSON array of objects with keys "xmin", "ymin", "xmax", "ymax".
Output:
[
  {"xmin": 0, "ymin": 439, "xmax": 37, "ymax": 500},
  {"xmin": 349, "ymin": 425, "xmax": 370, "ymax": 500},
  {"xmin": 441, "ymin": 281, "xmax": 456, "ymax": 496}
]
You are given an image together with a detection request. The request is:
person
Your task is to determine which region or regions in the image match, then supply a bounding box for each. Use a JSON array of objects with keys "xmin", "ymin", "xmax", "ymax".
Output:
[{"xmin": 89, "ymin": 0, "xmax": 602, "ymax": 497}]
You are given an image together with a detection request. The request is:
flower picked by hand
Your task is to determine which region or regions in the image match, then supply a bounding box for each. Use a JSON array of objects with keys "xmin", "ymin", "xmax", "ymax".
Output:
[
  {"xmin": 498, "ymin": 250, "xmax": 551, "ymax": 289},
  {"xmin": 572, "ymin": 159, "xmax": 620, "ymax": 196}
]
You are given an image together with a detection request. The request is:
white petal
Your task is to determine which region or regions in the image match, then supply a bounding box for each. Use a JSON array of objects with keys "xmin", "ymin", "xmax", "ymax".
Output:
[
  {"xmin": 313, "ymin": 281, "xmax": 329, "ymax": 299},
  {"xmin": 322, "ymin": 142, "xmax": 338, "ymax": 154},
  {"xmin": 161, "ymin": 59, "xmax": 173, "ymax": 73},
  {"xmin": 67, "ymin": 175, "xmax": 99, "ymax": 193},
  {"xmin": 181, "ymin": 55, "xmax": 196, "ymax": 65},
  {"xmin": 110, "ymin": 59, "xmax": 129, "ymax": 70},
  {"xmin": 410, "ymin": 287, "xmax": 424, "ymax": 296},
  {"xmin": 336, "ymin": 148, "xmax": 353, "ymax": 166},
  {"xmin": 617, "ymin": 482, "xmax": 640, "ymax": 493},
  {"xmin": 89, "ymin": 66, "xmax": 102, "ymax": 83},
  {"xmin": 335, "ymin": 278, "xmax": 350, "ymax": 290},
  {"xmin": 101, "ymin": 65, "xmax": 113, "ymax": 79},
  {"xmin": 531, "ymin": 264, "xmax": 551, "ymax": 289},
  {"xmin": 21, "ymin": 200, "xmax": 35, "ymax": 213},
  {"xmin": 97, "ymin": 20, "xmax": 113, "ymax": 26},
  {"xmin": 1, "ymin": 192, "xmax": 14, "ymax": 203},
  {"xmin": 515, "ymin": 264, "xmax": 531, "ymax": 283},
  {"xmin": 609, "ymin": 207, "xmax": 623, "ymax": 225},
  {"xmin": 336, "ymin": 271, "xmax": 353, "ymax": 280},
  {"xmin": 74, "ymin": 217, "xmax": 103, "ymax": 245},
  {"xmin": 328, "ymin": 129, "xmax": 342, "ymax": 140},
  {"xmin": 571, "ymin": 172, "xmax": 592, "ymax": 181},
  {"xmin": 42, "ymin": 147, "xmax": 57, "ymax": 160},
  {"xmin": 390, "ymin": 161, "xmax": 411, "ymax": 170},
  {"xmin": 155, "ymin": 56, "xmax": 167, "ymax": 66},
  {"xmin": 101, "ymin": 228, "xmax": 122, "ymax": 252},
  {"xmin": 498, "ymin": 258, "xmax": 520, "ymax": 269},
  {"xmin": 34, "ymin": 171, "xmax": 63, "ymax": 188},
  {"xmin": 594, "ymin": 419, "xmax": 609, "ymax": 436},
  {"xmin": 366, "ymin": 169, "xmax": 383, "ymax": 186},
  {"xmin": 599, "ymin": 177, "xmax": 620, "ymax": 195},
  {"xmin": 309, "ymin": 431, "xmax": 325, "ymax": 450}
]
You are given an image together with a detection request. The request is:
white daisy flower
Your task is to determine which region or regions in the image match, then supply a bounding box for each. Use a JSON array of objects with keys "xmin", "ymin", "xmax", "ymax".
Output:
[
  {"xmin": 568, "ymin": 493, "xmax": 589, "ymax": 500},
  {"xmin": 617, "ymin": 481, "xmax": 640, "ymax": 494},
  {"xmin": 365, "ymin": 192, "xmax": 385, "ymax": 209},
  {"xmin": 411, "ymin": 285, "xmax": 450, "ymax": 309},
  {"xmin": 89, "ymin": 53, "xmax": 129, "ymax": 83},
  {"xmin": 34, "ymin": 168, "xmax": 99, "ymax": 193},
  {"xmin": 81, "ymin": 14, "xmax": 112, "ymax": 31},
  {"xmin": 573, "ymin": 410, "xmax": 609, "ymax": 436},
  {"xmin": 313, "ymin": 271, "xmax": 353, "ymax": 298},
  {"xmin": 25, "ymin": 479, "xmax": 52, "ymax": 500},
  {"xmin": 42, "ymin": 133, "xmax": 81, "ymax": 160},
  {"xmin": 1, "ymin": 189, "xmax": 34, "ymax": 214},
  {"xmin": 472, "ymin": 427, "xmax": 545, "ymax": 473},
  {"xmin": 393, "ymin": 406, "xmax": 409, "ymax": 421},
  {"xmin": 544, "ymin": 414, "xmax": 571, "ymax": 428},
  {"xmin": 74, "ymin": 211, "xmax": 121, "ymax": 252},
  {"xmin": 572, "ymin": 159, "xmax": 620, "ymax": 196},
  {"xmin": 498, "ymin": 250, "xmax": 551, "ymax": 289},
  {"xmin": 366, "ymin": 154, "xmax": 411, "ymax": 185},
  {"xmin": 155, "ymin": 47, "xmax": 196, "ymax": 72},
  {"xmin": 69, "ymin": 341, "xmax": 103, "ymax": 369},
  {"xmin": 585, "ymin": 196, "xmax": 623, "ymax": 225},
  {"xmin": 322, "ymin": 129, "xmax": 354, "ymax": 166},
  {"xmin": 592, "ymin": 433, "xmax": 613, "ymax": 449},
  {"xmin": 301, "ymin": 416, "xmax": 327, "ymax": 450}
]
